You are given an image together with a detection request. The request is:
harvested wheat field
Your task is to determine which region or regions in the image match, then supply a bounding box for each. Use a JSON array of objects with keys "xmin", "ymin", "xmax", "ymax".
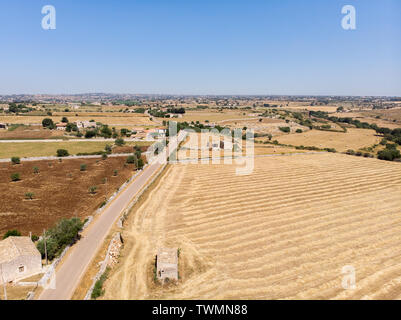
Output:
[
  {"xmin": 276, "ymin": 128, "xmax": 381, "ymax": 152},
  {"xmin": 104, "ymin": 153, "xmax": 401, "ymax": 300}
]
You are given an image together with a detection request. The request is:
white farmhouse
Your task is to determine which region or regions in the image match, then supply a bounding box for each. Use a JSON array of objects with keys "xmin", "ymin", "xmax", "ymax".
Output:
[{"xmin": 0, "ymin": 237, "xmax": 42, "ymax": 284}]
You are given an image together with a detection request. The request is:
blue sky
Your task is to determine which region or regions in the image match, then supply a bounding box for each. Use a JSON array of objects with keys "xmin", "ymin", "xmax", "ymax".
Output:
[{"xmin": 0, "ymin": 0, "xmax": 400, "ymax": 96}]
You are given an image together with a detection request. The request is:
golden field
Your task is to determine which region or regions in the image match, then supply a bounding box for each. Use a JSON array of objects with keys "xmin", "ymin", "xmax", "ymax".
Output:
[
  {"xmin": 276, "ymin": 128, "xmax": 381, "ymax": 152},
  {"xmin": 0, "ymin": 114, "xmax": 154, "ymax": 126},
  {"xmin": 103, "ymin": 153, "xmax": 401, "ymax": 299}
]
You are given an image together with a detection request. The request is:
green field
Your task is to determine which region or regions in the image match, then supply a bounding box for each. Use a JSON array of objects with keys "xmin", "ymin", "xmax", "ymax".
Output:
[{"xmin": 0, "ymin": 141, "xmax": 152, "ymax": 159}]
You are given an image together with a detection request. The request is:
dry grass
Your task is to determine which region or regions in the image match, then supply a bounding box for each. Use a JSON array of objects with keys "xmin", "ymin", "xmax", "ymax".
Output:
[
  {"xmin": 103, "ymin": 154, "xmax": 401, "ymax": 300},
  {"xmin": 0, "ymin": 114, "xmax": 154, "ymax": 126},
  {"xmin": 276, "ymin": 128, "xmax": 381, "ymax": 152}
]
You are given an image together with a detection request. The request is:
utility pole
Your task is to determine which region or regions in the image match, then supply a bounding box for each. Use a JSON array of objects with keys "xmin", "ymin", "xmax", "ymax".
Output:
[
  {"xmin": 1, "ymin": 265, "xmax": 7, "ymax": 301},
  {"xmin": 43, "ymin": 229, "xmax": 48, "ymax": 266}
]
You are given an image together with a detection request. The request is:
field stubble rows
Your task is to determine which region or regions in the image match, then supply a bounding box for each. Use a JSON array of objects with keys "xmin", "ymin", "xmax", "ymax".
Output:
[{"xmin": 104, "ymin": 153, "xmax": 401, "ymax": 300}]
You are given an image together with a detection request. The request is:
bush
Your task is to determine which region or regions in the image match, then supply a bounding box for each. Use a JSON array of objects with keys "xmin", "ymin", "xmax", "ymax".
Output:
[
  {"xmin": 102, "ymin": 152, "xmax": 108, "ymax": 160},
  {"xmin": 3, "ymin": 230, "xmax": 21, "ymax": 239},
  {"xmin": 31, "ymin": 235, "xmax": 39, "ymax": 242},
  {"xmin": 346, "ymin": 149, "xmax": 355, "ymax": 155},
  {"xmin": 36, "ymin": 218, "xmax": 84, "ymax": 261},
  {"xmin": 113, "ymin": 170, "xmax": 118, "ymax": 176},
  {"xmin": 56, "ymin": 149, "xmax": 69, "ymax": 157},
  {"xmin": 91, "ymin": 268, "xmax": 110, "ymax": 299},
  {"xmin": 279, "ymin": 127, "xmax": 291, "ymax": 133},
  {"xmin": 80, "ymin": 164, "xmax": 87, "ymax": 171},
  {"xmin": 296, "ymin": 129, "xmax": 303, "ymax": 133},
  {"xmin": 11, "ymin": 173, "xmax": 21, "ymax": 181},
  {"xmin": 11, "ymin": 157, "xmax": 20, "ymax": 165}
]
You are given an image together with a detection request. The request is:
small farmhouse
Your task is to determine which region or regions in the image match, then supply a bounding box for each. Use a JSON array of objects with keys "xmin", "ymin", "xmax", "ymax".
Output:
[
  {"xmin": 0, "ymin": 123, "xmax": 7, "ymax": 130},
  {"xmin": 0, "ymin": 237, "xmax": 42, "ymax": 284},
  {"xmin": 156, "ymin": 247, "xmax": 178, "ymax": 282}
]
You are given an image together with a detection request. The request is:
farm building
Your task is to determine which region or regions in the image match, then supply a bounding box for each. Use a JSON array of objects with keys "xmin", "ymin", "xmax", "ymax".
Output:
[
  {"xmin": 0, "ymin": 237, "xmax": 42, "ymax": 284},
  {"xmin": 0, "ymin": 123, "xmax": 7, "ymax": 130},
  {"xmin": 156, "ymin": 248, "xmax": 178, "ymax": 281}
]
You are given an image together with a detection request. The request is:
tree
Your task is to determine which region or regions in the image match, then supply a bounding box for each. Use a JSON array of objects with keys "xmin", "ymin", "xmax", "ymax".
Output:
[
  {"xmin": 33, "ymin": 166, "xmax": 40, "ymax": 174},
  {"xmin": 61, "ymin": 117, "xmax": 69, "ymax": 123},
  {"xmin": 57, "ymin": 149, "xmax": 69, "ymax": 157},
  {"xmin": 100, "ymin": 125, "xmax": 112, "ymax": 138},
  {"xmin": 36, "ymin": 218, "xmax": 84, "ymax": 260},
  {"xmin": 80, "ymin": 164, "xmax": 87, "ymax": 171},
  {"xmin": 105, "ymin": 144, "xmax": 112, "ymax": 154},
  {"xmin": 137, "ymin": 158, "xmax": 144, "ymax": 169},
  {"xmin": 25, "ymin": 192, "xmax": 35, "ymax": 200},
  {"xmin": 3, "ymin": 230, "xmax": 21, "ymax": 239},
  {"xmin": 11, "ymin": 173, "xmax": 21, "ymax": 181},
  {"xmin": 85, "ymin": 130, "xmax": 97, "ymax": 139},
  {"xmin": 115, "ymin": 138, "xmax": 125, "ymax": 146},
  {"xmin": 11, "ymin": 157, "xmax": 20, "ymax": 165},
  {"xmin": 89, "ymin": 186, "xmax": 98, "ymax": 194},
  {"xmin": 378, "ymin": 148, "xmax": 401, "ymax": 161},
  {"xmin": 42, "ymin": 118, "xmax": 55, "ymax": 129},
  {"xmin": 126, "ymin": 155, "xmax": 137, "ymax": 164}
]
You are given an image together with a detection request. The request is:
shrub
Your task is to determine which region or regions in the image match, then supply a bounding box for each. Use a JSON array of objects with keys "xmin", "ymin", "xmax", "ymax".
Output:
[
  {"xmin": 25, "ymin": 192, "xmax": 35, "ymax": 200},
  {"xmin": 346, "ymin": 149, "xmax": 355, "ymax": 155},
  {"xmin": 11, "ymin": 157, "xmax": 20, "ymax": 165},
  {"xmin": 102, "ymin": 152, "xmax": 108, "ymax": 160},
  {"xmin": 31, "ymin": 235, "xmax": 39, "ymax": 242},
  {"xmin": 113, "ymin": 170, "xmax": 118, "ymax": 176},
  {"xmin": 80, "ymin": 164, "xmax": 87, "ymax": 171},
  {"xmin": 3, "ymin": 230, "xmax": 21, "ymax": 239},
  {"xmin": 56, "ymin": 149, "xmax": 69, "ymax": 157},
  {"xmin": 279, "ymin": 127, "xmax": 291, "ymax": 133},
  {"xmin": 296, "ymin": 129, "xmax": 303, "ymax": 133},
  {"xmin": 11, "ymin": 173, "xmax": 21, "ymax": 181},
  {"xmin": 380, "ymin": 139, "xmax": 388, "ymax": 146},
  {"xmin": 91, "ymin": 268, "xmax": 110, "ymax": 299}
]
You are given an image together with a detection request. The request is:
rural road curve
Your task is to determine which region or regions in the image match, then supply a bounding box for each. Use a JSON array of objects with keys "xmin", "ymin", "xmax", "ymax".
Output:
[{"xmin": 38, "ymin": 131, "xmax": 187, "ymax": 300}]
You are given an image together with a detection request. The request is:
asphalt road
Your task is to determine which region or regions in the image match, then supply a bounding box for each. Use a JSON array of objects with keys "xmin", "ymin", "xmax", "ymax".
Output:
[{"xmin": 38, "ymin": 132, "xmax": 186, "ymax": 300}]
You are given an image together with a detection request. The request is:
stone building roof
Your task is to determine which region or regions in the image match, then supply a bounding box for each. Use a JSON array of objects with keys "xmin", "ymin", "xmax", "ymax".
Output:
[
  {"xmin": 157, "ymin": 248, "xmax": 178, "ymax": 265},
  {"xmin": 0, "ymin": 237, "xmax": 41, "ymax": 264}
]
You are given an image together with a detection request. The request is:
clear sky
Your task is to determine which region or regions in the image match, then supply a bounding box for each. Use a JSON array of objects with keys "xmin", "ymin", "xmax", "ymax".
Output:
[{"xmin": 0, "ymin": 0, "xmax": 400, "ymax": 96}]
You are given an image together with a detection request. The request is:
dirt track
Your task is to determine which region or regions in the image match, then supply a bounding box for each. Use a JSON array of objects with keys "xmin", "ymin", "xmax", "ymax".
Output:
[{"xmin": 104, "ymin": 153, "xmax": 401, "ymax": 300}]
